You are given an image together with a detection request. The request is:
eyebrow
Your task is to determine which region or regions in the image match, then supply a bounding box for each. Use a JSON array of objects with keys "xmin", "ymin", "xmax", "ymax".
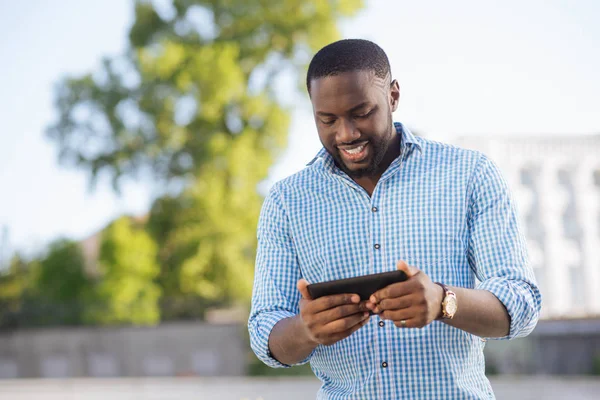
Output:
[{"xmin": 316, "ymin": 102, "xmax": 372, "ymax": 117}]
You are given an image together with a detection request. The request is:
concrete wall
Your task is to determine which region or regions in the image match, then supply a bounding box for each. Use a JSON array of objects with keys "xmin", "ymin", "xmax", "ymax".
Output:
[
  {"xmin": 0, "ymin": 322, "xmax": 246, "ymax": 379},
  {"xmin": 484, "ymin": 319, "xmax": 600, "ymax": 375},
  {"xmin": 2, "ymin": 319, "xmax": 598, "ymax": 379}
]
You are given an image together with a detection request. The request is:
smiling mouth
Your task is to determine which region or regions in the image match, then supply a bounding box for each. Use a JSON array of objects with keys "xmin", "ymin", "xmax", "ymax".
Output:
[
  {"xmin": 342, "ymin": 144, "xmax": 366, "ymax": 154},
  {"xmin": 338, "ymin": 141, "xmax": 369, "ymax": 163}
]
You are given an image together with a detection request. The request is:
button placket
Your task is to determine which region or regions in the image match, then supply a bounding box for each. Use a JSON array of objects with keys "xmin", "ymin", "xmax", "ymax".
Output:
[{"xmin": 370, "ymin": 195, "xmax": 382, "ymax": 275}]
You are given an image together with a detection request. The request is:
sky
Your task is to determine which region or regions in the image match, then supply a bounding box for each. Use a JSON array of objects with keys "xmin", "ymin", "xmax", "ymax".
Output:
[{"xmin": 0, "ymin": 0, "xmax": 599, "ymax": 261}]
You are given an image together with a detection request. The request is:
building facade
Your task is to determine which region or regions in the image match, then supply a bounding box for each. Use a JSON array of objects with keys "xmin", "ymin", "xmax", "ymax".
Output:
[{"xmin": 455, "ymin": 134, "xmax": 600, "ymax": 319}]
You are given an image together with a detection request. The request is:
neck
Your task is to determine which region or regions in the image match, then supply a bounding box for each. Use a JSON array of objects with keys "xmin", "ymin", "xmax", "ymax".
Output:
[
  {"xmin": 353, "ymin": 131, "xmax": 402, "ymax": 196},
  {"xmin": 353, "ymin": 176, "xmax": 378, "ymax": 197}
]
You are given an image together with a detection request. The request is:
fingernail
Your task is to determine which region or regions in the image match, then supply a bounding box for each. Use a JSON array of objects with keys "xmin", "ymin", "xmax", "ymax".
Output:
[
  {"xmin": 363, "ymin": 312, "xmax": 369, "ymax": 319},
  {"xmin": 352, "ymin": 295, "xmax": 360, "ymax": 303},
  {"xmin": 370, "ymin": 295, "xmax": 376, "ymax": 303}
]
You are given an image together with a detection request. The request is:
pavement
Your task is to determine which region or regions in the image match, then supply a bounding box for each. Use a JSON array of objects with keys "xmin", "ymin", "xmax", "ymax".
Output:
[{"xmin": 0, "ymin": 376, "xmax": 599, "ymax": 399}]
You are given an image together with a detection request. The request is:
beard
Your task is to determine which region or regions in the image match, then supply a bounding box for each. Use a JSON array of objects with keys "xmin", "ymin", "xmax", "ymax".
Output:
[
  {"xmin": 329, "ymin": 122, "xmax": 397, "ymax": 179},
  {"xmin": 331, "ymin": 140, "xmax": 388, "ymax": 178}
]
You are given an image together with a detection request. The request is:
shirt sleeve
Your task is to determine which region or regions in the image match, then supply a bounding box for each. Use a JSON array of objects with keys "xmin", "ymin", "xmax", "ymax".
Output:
[
  {"xmin": 247, "ymin": 184, "xmax": 313, "ymax": 368},
  {"xmin": 467, "ymin": 155, "xmax": 542, "ymax": 340}
]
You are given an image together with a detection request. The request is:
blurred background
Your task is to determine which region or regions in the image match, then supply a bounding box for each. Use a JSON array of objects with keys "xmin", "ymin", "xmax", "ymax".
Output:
[{"xmin": 0, "ymin": 0, "xmax": 599, "ymax": 399}]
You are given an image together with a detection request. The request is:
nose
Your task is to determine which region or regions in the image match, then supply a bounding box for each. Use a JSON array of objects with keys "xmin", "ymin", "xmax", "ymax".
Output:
[{"xmin": 337, "ymin": 119, "xmax": 360, "ymax": 144}]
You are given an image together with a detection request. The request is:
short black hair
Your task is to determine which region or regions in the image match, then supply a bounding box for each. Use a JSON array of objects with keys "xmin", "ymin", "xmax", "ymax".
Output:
[{"xmin": 306, "ymin": 39, "xmax": 391, "ymax": 93}]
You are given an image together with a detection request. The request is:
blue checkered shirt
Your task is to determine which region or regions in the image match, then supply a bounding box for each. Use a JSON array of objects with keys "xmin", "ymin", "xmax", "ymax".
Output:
[{"xmin": 249, "ymin": 122, "xmax": 541, "ymax": 399}]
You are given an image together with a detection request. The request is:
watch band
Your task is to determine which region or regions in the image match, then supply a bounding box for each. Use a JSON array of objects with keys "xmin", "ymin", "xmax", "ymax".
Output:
[
  {"xmin": 435, "ymin": 282, "xmax": 449, "ymax": 294},
  {"xmin": 434, "ymin": 282, "xmax": 456, "ymax": 319}
]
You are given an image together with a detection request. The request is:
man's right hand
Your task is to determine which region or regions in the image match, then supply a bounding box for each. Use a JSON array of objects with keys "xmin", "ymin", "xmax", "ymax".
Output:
[{"xmin": 297, "ymin": 279, "xmax": 371, "ymax": 346}]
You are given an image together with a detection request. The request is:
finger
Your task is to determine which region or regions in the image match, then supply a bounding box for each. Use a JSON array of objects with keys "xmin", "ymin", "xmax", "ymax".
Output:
[
  {"xmin": 380, "ymin": 308, "xmax": 413, "ymax": 322},
  {"xmin": 297, "ymin": 279, "xmax": 313, "ymax": 300},
  {"xmin": 308, "ymin": 293, "xmax": 361, "ymax": 314},
  {"xmin": 377, "ymin": 295, "xmax": 414, "ymax": 312},
  {"xmin": 358, "ymin": 300, "xmax": 371, "ymax": 311},
  {"xmin": 323, "ymin": 312, "xmax": 370, "ymax": 335},
  {"xmin": 393, "ymin": 316, "xmax": 430, "ymax": 329},
  {"xmin": 316, "ymin": 302, "xmax": 368, "ymax": 324},
  {"xmin": 338, "ymin": 314, "xmax": 371, "ymax": 339},
  {"xmin": 321, "ymin": 315, "xmax": 370, "ymax": 346},
  {"xmin": 370, "ymin": 281, "xmax": 410, "ymax": 304},
  {"xmin": 396, "ymin": 260, "xmax": 419, "ymax": 277},
  {"xmin": 370, "ymin": 261, "xmax": 420, "ymax": 303},
  {"xmin": 393, "ymin": 317, "xmax": 417, "ymax": 329}
]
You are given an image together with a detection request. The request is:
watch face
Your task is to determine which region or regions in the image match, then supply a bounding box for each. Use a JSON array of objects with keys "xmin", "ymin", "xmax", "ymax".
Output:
[{"xmin": 446, "ymin": 297, "xmax": 458, "ymax": 316}]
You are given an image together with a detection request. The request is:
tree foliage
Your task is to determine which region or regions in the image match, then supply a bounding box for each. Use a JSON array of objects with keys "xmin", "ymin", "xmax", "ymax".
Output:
[
  {"xmin": 32, "ymin": 240, "xmax": 90, "ymax": 304},
  {"xmin": 0, "ymin": 241, "xmax": 92, "ymax": 328},
  {"xmin": 45, "ymin": 0, "xmax": 364, "ymax": 318},
  {"xmin": 47, "ymin": 0, "xmax": 363, "ymax": 186},
  {"xmin": 91, "ymin": 216, "xmax": 161, "ymax": 325},
  {"xmin": 0, "ymin": 255, "xmax": 30, "ymax": 328}
]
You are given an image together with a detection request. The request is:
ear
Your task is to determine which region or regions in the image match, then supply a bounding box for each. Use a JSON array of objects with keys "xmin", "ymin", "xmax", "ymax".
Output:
[{"xmin": 390, "ymin": 79, "xmax": 400, "ymax": 112}]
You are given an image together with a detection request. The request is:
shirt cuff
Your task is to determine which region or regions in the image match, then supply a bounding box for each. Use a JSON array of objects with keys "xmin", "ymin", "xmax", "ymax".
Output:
[
  {"xmin": 249, "ymin": 310, "xmax": 315, "ymax": 368},
  {"xmin": 476, "ymin": 277, "xmax": 539, "ymax": 340}
]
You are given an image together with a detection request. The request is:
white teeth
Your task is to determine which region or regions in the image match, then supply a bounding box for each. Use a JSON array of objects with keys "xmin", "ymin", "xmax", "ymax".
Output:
[{"xmin": 343, "ymin": 144, "xmax": 365, "ymax": 155}]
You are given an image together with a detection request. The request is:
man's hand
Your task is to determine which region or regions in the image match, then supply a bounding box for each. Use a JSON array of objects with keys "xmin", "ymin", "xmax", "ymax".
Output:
[
  {"xmin": 366, "ymin": 261, "xmax": 444, "ymax": 329},
  {"xmin": 297, "ymin": 279, "xmax": 370, "ymax": 346}
]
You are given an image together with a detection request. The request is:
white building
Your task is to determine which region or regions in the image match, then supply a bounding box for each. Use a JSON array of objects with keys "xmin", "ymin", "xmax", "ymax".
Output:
[{"xmin": 455, "ymin": 134, "xmax": 600, "ymax": 320}]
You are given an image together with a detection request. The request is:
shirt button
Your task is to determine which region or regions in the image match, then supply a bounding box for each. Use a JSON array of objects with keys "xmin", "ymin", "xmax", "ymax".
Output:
[
  {"xmin": 381, "ymin": 362, "xmax": 388, "ymax": 368},
  {"xmin": 374, "ymin": 244, "xmax": 380, "ymax": 250},
  {"xmin": 371, "ymin": 206, "xmax": 378, "ymax": 212},
  {"xmin": 378, "ymin": 321, "xmax": 385, "ymax": 327}
]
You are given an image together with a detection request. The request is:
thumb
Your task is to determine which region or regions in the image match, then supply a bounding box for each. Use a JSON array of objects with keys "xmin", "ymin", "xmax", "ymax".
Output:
[
  {"xmin": 396, "ymin": 260, "xmax": 419, "ymax": 278},
  {"xmin": 297, "ymin": 278, "xmax": 313, "ymax": 300}
]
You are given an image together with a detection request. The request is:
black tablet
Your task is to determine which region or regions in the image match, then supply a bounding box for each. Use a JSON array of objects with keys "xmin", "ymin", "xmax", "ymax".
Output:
[{"xmin": 306, "ymin": 270, "xmax": 409, "ymax": 301}]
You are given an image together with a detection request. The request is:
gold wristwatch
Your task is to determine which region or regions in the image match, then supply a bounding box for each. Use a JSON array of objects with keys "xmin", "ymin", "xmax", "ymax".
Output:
[{"xmin": 435, "ymin": 282, "xmax": 457, "ymax": 319}]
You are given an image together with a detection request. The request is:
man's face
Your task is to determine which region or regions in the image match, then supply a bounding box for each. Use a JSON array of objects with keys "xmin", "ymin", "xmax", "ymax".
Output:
[{"xmin": 309, "ymin": 70, "xmax": 400, "ymax": 179}]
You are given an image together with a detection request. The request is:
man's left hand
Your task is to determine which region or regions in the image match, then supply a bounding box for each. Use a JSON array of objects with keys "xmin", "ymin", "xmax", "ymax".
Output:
[{"xmin": 366, "ymin": 261, "xmax": 444, "ymax": 329}]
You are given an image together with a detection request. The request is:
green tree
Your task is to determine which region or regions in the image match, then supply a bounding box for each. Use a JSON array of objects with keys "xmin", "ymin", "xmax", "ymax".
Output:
[
  {"xmin": 91, "ymin": 216, "xmax": 161, "ymax": 325},
  {"xmin": 47, "ymin": 0, "xmax": 364, "ymax": 315},
  {"xmin": 35, "ymin": 240, "xmax": 89, "ymax": 302},
  {"xmin": 25, "ymin": 240, "xmax": 92, "ymax": 326},
  {"xmin": 0, "ymin": 254, "xmax": 30, "ymax": 329}
]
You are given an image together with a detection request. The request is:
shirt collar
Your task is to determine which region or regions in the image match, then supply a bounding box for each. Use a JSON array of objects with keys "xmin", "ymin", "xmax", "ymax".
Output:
[
  {"xmin": 307, "ymin": 122, "xmax": 423, "ymax": 168},
  {"xmin": 396, "ymin": 122, "xmax": 423, "ymax": 154}
]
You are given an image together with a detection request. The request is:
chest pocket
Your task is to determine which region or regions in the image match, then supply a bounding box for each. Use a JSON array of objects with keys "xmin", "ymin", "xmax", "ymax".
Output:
[
  {"xmin": 396, "ymin": 210, "xmax": 465, "ymax": 284},
  {"xmin": 401, "ymin": 230, "xmax": 456, "ymax": 268}
]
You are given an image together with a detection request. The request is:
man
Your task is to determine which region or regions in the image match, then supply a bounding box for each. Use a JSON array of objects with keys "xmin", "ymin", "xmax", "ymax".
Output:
[{"xmin": 248, "ymin": 39, "xmax": 541, "ymax": 399}]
